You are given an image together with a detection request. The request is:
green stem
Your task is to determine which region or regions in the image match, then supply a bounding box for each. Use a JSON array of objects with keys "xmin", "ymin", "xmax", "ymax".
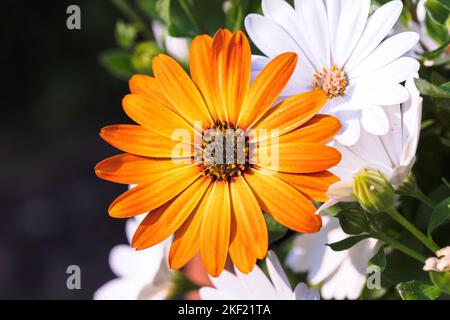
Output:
[
  {"xmin": 111, "ymin": 0, "xmax": 152, "ymax": 39},
  {"xmin": 386, "ymin": 207, "xmax": 440, "ymax": 253},
  {"xmin": 374, "ymin": 232, "xmax": 427, "ymax": 263},
  {"xmin": 413, "ymin": 188, "xmax": 437, "ymax": 209},
  {"xmin": 398, "ymin": 174, "xmax": 436, "ymax": 209},
  {"xmin": 177, "ymin": 0, "xmax": 206, "ymax": 34}
]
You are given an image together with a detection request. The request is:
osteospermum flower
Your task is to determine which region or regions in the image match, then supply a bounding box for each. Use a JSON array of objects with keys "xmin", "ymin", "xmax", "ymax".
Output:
[
  {"xmin": 95, "ymin": 29, "xmax": 342, "ymax": 276},
  {"xmin": 245, "ymin": 0, "xmax": 420, "ymax": 146}
]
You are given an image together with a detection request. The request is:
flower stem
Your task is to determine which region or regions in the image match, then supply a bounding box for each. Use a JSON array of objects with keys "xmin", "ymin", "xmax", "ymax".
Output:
[
  {"xmin": 374, "ymin": 232, "xmax": 427, "ymax": 263},
  {"xmin": 398, "ymin": 174, "xmax": 436, "ymax": 209},
  {"xmin": 386, "ymin": 207, "xmax": 440, "ymax": 253},
  {"xmin": 412, "ymin": 189, "xmax": 437, "ymax": 209}
]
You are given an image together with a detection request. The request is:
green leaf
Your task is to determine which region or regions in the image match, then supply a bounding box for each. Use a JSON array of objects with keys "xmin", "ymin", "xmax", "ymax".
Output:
[
  {"xmin": 414, "ymin": 78, "xmax": 450, "ymax": 98},
  {"xmin": 396, "ymin": 280, "xmax": 441, "ymax": 300},
  {"xmin": 327, "ymin": 234, "xmax": 371, "ymax": 252},
  {"xmin": 427, "ymin": 197, "xmax": 450, "ymax": 237},
  {"xmin": 99, "ymin": 50, "xmax": 135, "ymax": 80},
  {"xmin": 425, "ymin": 13, "xmax": 450, "ymax": 46},
  {"xmin": 369, "ymin": 245, "xmax": 387, "ymax": 272},
  {"xmin": 425, "ymin": 0, "xmax": 450, "ymax": 28},
  {"xmin": 430, "ymin": 271, "xmax": 450, "ymax": 294},
  {"xmin": 337, "ymin": 208, "xmax": 369, "ymax": 235},
  {"xmin": 264, "ymin": 214, "xmax": 288, "ymax": 243}
]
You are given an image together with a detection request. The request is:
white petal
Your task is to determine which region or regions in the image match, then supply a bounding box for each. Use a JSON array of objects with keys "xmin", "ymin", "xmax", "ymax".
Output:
[
  {"xmin": 235, "ymin": 265, "xmax": 280, "ymax": 299},
  {"xmin": 334, "ymin": 0, "xmax": 370, "ymax": 66},
  {"xmin": 327, "ymin": 181, "xmax": 354, "ymax": 202},
  {"xmin": 245, "ymin": 14, "xmax": 299, "ymax": 58},
  {"xmin": 351, "ymin": 57, "xmax": 420, "ymax": 85},
  {"xmin": 308, "ymin": 219, "xmax": 349, "ymax": 284},
  {"xmin": 345, "ymin": 0, "xmax": 403, "ymax": 70},
  {"xmin": 260, "ymin": 0, "xmax": 316, "ymax": 73},
  {"xmin": 266, "ymin": 251, "xmax": 293, "ymax": 299},
  {"xmin": 209, "ymin": 270, "xmax": 249, "ymax": 299},
  {"xmin": 351, "ymin": 83, "xmax": 409, "ymax": 106},
  {"xmin": 360, "ymin": 105, "xmax": 389, "ymax": 135},
  {"xmin": 335, "ymin": 117, "xmax": 361, "ymax": 146},
  {"xmin": 348, "ymin": 129, "xmax": 393, "ymax": 167},
  {"xmin": 381, "ymin": 105, "xmax": 403, "ymax": 166},
  {"xmin": 324, "ymin": 0, "xmax": 341, "ymax": 63},
  {"xmin": 401, "ymin": 77, "xmax": 422, "ymax": 164},
  {"xmin": 321, "ymin": 239, "xmax": 378, "ymax": 300},
  {"xmin": 293, "ymin": 0, "xmax": 330, "ymax": 69},
  {"xmin": 93, "ymin": 277, "xmax": 145, "ymax": 300},
  {"xmin": 165, "ymin": 36, "xmax": 189, "ymax": 62},
  {"xmin": 293, "ymin": 283, "xmax": 320, "ymax": 300},
  {"xmin": 285, "ymin": 231, "xmax": 328, "ymax": 274},
  {"xmin": 331, "ymin": 143, "xmax": 366, "ymax": 174},
  {"xmin": 317, "ymin": 199, "xmax": 338, "ymax": 214},
  {"xmin": 348, "ymin": 32, "xmax": 420, "ymax": 78},
  {"xmin": 280, "ymin": 60, "xmax": 313, "ymax": 96},
  {"xmin": 199, "ymin": 287, "xmax": 232, "ymax": 300}
]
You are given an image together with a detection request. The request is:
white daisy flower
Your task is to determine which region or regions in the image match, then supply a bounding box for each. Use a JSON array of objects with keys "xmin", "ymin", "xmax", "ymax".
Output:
[
  {"xmin": 245, "ymin": 0, "xmax": 420, "ymax": 146},
  {"xmin": 94, "ymin": 216, "xmax": 172, "ymax": 300},
  {"xmin": 323, "ymin": 77, "xmax": 422, "ymax": 210},
  {"xmin": 199, "ymin": 251, "xmax": 319, "ymax": 300},
  {"xmin": 286, "ymin": 216, "xmax": 380, "ymax": 300}
]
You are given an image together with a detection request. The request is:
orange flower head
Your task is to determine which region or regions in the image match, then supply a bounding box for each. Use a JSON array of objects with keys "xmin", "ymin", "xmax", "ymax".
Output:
[{"xmin": 95, "ymin": 29, "xmax": 342, "ymax": 277}]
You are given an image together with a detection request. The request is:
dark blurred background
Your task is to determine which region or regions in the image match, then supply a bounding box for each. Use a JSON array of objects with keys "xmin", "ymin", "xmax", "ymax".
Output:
[{"xmin": 0, "ymin": 0, "xmax": 130, "ymax": 299}]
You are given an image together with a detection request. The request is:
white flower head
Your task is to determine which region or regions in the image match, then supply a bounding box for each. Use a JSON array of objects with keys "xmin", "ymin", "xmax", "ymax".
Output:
[
  {"xmin": 322, "ymin": 76, "xmax": 422, "ymax": 210},
  {"xmin": 286, "ymin": 216, "xmax": 380, "ymax": 299},
  {"xmin": 245, "ymin": 0, "xmax": 420, "ymax": 146},
  {"xmin": 199, "ymin": 251, "xmax": 319, "ymax": 300},
  {"xmin": 94, "ymin": 216, "xmax": 173, "ymax": 300}
]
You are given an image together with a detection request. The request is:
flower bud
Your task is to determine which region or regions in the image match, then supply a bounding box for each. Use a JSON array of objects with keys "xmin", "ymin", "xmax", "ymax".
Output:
[{"xmin": 353, "ymin": 169, "xmax": 395, "ymax": 214}]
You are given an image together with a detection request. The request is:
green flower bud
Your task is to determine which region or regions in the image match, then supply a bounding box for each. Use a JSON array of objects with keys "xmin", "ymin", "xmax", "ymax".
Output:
[{"xmin": 353, "ymin": 169, "xmax": 395, "ymax": 215}]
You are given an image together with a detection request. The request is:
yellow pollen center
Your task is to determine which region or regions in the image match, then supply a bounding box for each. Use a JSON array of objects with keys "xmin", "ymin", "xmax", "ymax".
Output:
[
  {"xmin": 312, "ymin": 65, "xmax": 348, "ymax": 99},
  {"xmin": 195, "ymin": 120, "xmax": 251, "ymax": 181}
]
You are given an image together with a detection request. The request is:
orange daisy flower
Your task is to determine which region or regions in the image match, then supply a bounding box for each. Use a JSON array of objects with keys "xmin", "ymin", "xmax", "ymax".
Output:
[{"xmin": 95, "ymin": 29, "xmax": 342, "ymax": 277}]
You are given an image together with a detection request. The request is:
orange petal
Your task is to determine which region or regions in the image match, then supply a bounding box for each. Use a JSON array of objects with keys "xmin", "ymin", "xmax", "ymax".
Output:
[
  {"xmin": 238, "ymin": 52, "xmax": 298, "ymax": 128},
  {"xmin": 244, "ymin": 169, "xmax": 322, "ymax": 233},
  {"xmin": 122, "ymin": 94, "xmax": 194, "ymax": 140},
  {"xmin": 224, "ymin": 31, "xmax": 251, "ymax": 124},
  {"xmin": 95, "ymin": 153, "xmax": 188, "ymax": 184},
  {"xmin": 229, "ymin": 176, "xmax": 268, "ymax": 273},
  {"xmin": 189, "ymin": 35, "xmax": 218, "ymax": 120},
  {"xmin": 210, "ymin": 29, "xmax": 233, "ymax": 121},
  {"xmin": 108, "ymin": 165, "xmax": 201, "ymax": 218},
  {"xmin": 100, "ymin": 125, "xmax": 193, "ymax": 158},
  {"xmin": 129, "ymin": 75, "xmax": 172, "ymax": 107},
  {"xmin": 275, "ymin": 114, "xmax": 342, "ymax": 144},
  {"xmin": 256, "ymin": 142, "xmax": 342, "ymax": 173},
  {"xmin": 169, "ymin": 183, "xmax": 214, "ymax": 269},
  {"xmin": 153, "ymin": 54, "xmax": 213, "ymax": 128},
  {"xmin": 276, "ymin": 171, "xmax": 340, "ymax": 202},
  {"xmin": 200, "ymin": 180, "xmax": 231, "ymax": 277},
  {"xmin": 253, "ymin": 90, "xmax": 328, "ymax": 140},
  {"xmin": 132, "ymin": 177, "xmax": 211, "ymax": 250}
]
